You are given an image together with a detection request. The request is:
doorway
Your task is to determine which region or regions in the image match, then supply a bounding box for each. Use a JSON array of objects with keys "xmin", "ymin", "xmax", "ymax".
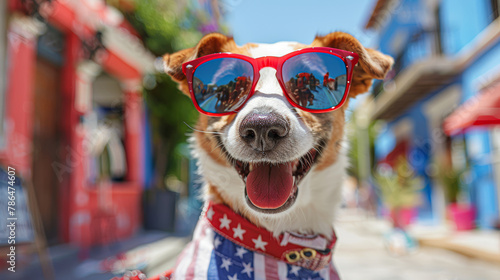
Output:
[{"xmin": 32, "ymin": 25, "xmax": 65, "ymax": 244}]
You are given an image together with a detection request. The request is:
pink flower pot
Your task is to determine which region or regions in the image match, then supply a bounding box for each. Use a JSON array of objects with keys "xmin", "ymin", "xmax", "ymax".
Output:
[
  {"xmin": 448, "ymin": 203, "xmax": 475, "ymax": 231},
  {"xmin": 390, "ymin": 207, "xmax": 417, "ymax": 229}
]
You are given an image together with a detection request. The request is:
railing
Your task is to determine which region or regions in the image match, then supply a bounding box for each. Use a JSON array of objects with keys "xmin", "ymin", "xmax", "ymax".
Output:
[
  {"xmin": 372, "ymin": 28, "xmax": 441, "ymax": 99},
  {"xmin": 394, "ymin": 29, "xmax": 438, "ymax": 76},
  {"xmin": 372, "ymin": 80, "xmax": 385, "ymax": 99}
]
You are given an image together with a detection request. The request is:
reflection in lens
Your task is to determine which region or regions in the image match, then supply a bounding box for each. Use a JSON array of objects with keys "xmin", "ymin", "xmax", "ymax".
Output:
[
  {"xmin": 192, "ymin": 58, "xmax": 253, "ymax": 114},
  {"xmin": 282, "ymin": 52, "xmax": 347, "ymax": 110}
]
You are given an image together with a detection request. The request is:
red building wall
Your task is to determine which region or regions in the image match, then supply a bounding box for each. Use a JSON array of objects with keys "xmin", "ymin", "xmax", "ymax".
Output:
[
  {"xmin": 1, "ymin": 0, "xmax": 148, "ymax": 247},
  {"xmin": 0, "ymin": 20, "xmax": 37, "ymax": 175}
]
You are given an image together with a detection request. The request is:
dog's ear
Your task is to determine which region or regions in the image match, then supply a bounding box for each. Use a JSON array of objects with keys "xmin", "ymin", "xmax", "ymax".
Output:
[
  {"xmin": 163, "ymin": 33, "xmax": 237, "ymax": 94},
  {"xmin": 312, "ymin": 32, "xmax": 394, "ymax": 97}
]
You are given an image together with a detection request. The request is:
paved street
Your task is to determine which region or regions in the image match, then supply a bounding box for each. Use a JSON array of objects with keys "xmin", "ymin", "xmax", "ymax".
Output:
[
  {"xmin": 333, "ymin": 210, "xmax": 500, "ymax": 280},
  {"xmin": 126, "ymin": 210, "xmax": 500, "ymax": 280}
]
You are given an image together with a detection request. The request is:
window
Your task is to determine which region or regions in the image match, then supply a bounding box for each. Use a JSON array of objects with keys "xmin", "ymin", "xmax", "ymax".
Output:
[
  {"xmin": 87, "ymin": 73, "xmax": 128, "ymax": 184},
  {"xmin": 492, "ymin": 0, "xmax": 500, "ymax": 21},
  {"xmin": 440, "ymin": 0, "xmax": 492, "ymax": 55},
  {"xmin": 434, "ymin": 4, "xmax": 443, "ymax": 55}
]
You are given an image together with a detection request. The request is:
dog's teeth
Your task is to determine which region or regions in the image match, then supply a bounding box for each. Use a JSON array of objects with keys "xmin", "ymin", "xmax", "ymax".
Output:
[
  {"xmin": 249, "ymin": 163, "xmax": 254, "ymax": 172},
  {"xmin": 292, "ymin": 160, "xmax": 299, "ymax": 172}
]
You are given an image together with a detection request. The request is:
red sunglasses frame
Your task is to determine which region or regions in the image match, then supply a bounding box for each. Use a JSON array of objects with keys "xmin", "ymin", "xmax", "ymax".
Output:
[{"xmin": 182, "ymin": 47, "xmax": 359, "ymax": 116}]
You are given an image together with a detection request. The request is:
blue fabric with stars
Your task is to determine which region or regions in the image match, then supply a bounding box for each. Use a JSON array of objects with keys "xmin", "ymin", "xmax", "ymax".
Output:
[{"xmin": 209, "ymin": 233, "xmax": 326, "ymax": 279}]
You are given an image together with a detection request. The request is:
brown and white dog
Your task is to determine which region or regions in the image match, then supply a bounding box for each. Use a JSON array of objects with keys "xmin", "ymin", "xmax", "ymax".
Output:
[{"xmin": 162, "ymin": 32, "xmax": 393, "ymax": 279}]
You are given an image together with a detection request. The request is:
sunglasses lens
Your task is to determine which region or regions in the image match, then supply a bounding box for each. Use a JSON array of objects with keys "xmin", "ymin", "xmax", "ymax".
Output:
[
  {"xmin": 282, "ymin": 52, "xmax": 347, "ymax": 110},
  {"xmin": 192, "ymin": 58, "xmax": 254, "ymax": 114}
]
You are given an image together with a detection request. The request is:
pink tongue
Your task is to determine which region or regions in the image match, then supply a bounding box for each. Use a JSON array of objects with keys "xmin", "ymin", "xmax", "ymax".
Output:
[{"xmin": 246, "ymin": 162, "xmax": 294, "ymax": 209}]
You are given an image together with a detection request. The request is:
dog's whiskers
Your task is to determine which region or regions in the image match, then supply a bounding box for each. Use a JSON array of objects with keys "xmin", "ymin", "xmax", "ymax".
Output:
[
  {"xmin": 312, "ymin": 146, "xmax": 324, "ymax": 157},
  {"xmin": 183, "ymin": 122, "xmax": 222, "ymax": 135},
  {"xmin": 211, "ymin": 141, "xmax": 225, "ymax": 153}
]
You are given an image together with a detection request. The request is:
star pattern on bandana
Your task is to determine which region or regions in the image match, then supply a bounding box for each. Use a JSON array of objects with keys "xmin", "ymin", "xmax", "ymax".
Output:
[
  {"xmin": 290, "ymin": 265, "xmax": 301, "ymax": 276},
  {"xmin": 214, "ymin": 237, "xmax": 222, "ymax": 249},
  {"xmin": 120, "ymin": 203, "xmax": 340, "ymax": 280},
  {"xmin": 234, "ymin": 247, "xmax": 248, "ymax": 259},
  {"xmin": 207, "ymin": 207, "xmax": 215, "ymax": 220},
  {"xmin": 220, "ymin": 257, "xmax": 232, "ymax": 271},
  {"xmin": 252, "ymin": 235, "xmax": 268, "ymax": 251},
  {"xmin": 241, "ymin": 262, "xmax": 253, "ymax": 277},
  {"xmin": 232, "ymin": 223, "xmax": 246, "ymax": 240},
  {"xmin": 219, "ymin": 214, "xmax": 232, "ymax": 230},
  {"xmin": 204, "ymin": 202, "xmax": 338, "ymax": 276}
]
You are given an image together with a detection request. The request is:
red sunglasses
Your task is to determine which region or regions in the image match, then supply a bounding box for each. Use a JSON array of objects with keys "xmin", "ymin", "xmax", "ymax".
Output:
[{"xmin": 182, "ymin": 47, "xmax": 359, "ymax": 116}]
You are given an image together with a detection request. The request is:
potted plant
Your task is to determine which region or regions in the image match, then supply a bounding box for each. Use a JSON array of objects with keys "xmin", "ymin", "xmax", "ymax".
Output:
[
  {"xmin": 375, "ymin": 157, "xmax": 422, "ymax": 229},
  {"xmin": 435, "ymin": 162, "xmax": 475, "ymax": 231}
]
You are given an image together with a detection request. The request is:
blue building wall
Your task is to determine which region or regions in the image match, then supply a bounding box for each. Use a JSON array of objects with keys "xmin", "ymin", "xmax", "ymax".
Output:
[
  {"xmin": 372, "ymin": 0, "xmax": 500, "ymax": 227},
  {"xmin": 460, "ymin": 40, "xmax": 500, "ymax": 228},
  {"xmin": 440, "ymin": 0, "xmax": 493, "ymax": 55},
  {"xmin": 376, "ymin": 0, "xmax": 435, "ymax": 71},
  {"xmin": 143, "ymin": 105, "xmax": 155, "ymax": 189},
  {"xmin": 405, "ymin": 105, "xmax": 433, "ymax": 219},
  {"xmin": 376, "ymin": 86, "xmax": 451, "ymax": 221}
]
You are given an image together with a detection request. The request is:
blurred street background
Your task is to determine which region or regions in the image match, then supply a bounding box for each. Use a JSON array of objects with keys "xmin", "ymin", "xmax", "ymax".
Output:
[{"xmin": 0, "ymin": 0, "xmax": 500, "ymax": 279}]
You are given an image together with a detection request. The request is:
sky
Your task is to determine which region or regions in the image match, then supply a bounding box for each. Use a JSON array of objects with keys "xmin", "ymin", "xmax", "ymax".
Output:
[
  {"xmin": 222, "ymin": 0, "xmax": 379, "ymax": 109},
  {"xmin": 223, "ymin": 0, "xmax": 379, "ymax": 48}
]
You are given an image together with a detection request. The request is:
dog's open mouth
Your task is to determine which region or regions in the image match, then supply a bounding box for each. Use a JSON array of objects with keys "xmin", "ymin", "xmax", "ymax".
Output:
[{"xmin": 234, "ymin": 149, "xmax": 317, "ymax": 213}]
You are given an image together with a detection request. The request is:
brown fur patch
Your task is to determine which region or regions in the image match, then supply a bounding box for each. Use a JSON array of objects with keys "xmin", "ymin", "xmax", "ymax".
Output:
[
  {"xmin": 208, "ymin": 114, "xmax": 237, "ymax": 132},
  {"xmin": 166, "ymin": 33, "xmax": 251, "ymax": 167},
  {"xmin": 164, "ymin": 33, "xmax": 255, "ymax": 97},
  {"xmin": 194, "ymin": 113, "xmax": 238, "ymax": 168},
  {"xmin": 195, "ymin": 115, "xmax": 229, "ymax": 167},
  {"xmin": 295, "ymin": 106, "xmax": 346, "ymax": 171},
  {"xmin": 314, "ymin": 107, "xmax": 347, "ymax": 171}
]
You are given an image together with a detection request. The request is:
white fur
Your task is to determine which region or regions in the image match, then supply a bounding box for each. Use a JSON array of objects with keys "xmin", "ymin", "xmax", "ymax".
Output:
[
  {"xmin": 224, "ymin": 44, "xmax": 313, "ymax": 163},
  {"xmin": 248, "ymin": 42, "xmax": 301, "ymax": 58},
  {"xmin": 193, "ymin": 139, "xmax": 347, "ymax": 237},
  {"xmin": 192, "ymin": 42, "xmax": 347, "ymax": 238}
]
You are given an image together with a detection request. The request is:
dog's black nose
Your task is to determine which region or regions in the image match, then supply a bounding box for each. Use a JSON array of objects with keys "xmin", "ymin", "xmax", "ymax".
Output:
[{"xmin": 239, "ymin": 112, "xmax": 289, "ymax": 152}]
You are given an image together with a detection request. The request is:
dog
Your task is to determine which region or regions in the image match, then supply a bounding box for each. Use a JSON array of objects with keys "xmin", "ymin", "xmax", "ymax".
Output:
[{"xmin": 116, "ymin": 31, "xmax": 392, "ymax": 280}]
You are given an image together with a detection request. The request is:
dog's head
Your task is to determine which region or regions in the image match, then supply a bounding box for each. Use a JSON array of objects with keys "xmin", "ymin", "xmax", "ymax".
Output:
[{"xmin": 164, "ymin": 32, "xmax": 392, "ymax": 235}]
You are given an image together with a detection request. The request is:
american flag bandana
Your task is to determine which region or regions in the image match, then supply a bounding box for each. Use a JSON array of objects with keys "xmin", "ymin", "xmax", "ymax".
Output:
[
  {"xmin": 171, "ymin": 202, "xmax": 340, "ymax": 280},
  {"xmin": 112, "ymin": 203, "xmax": 340, "ymax": 280}
]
